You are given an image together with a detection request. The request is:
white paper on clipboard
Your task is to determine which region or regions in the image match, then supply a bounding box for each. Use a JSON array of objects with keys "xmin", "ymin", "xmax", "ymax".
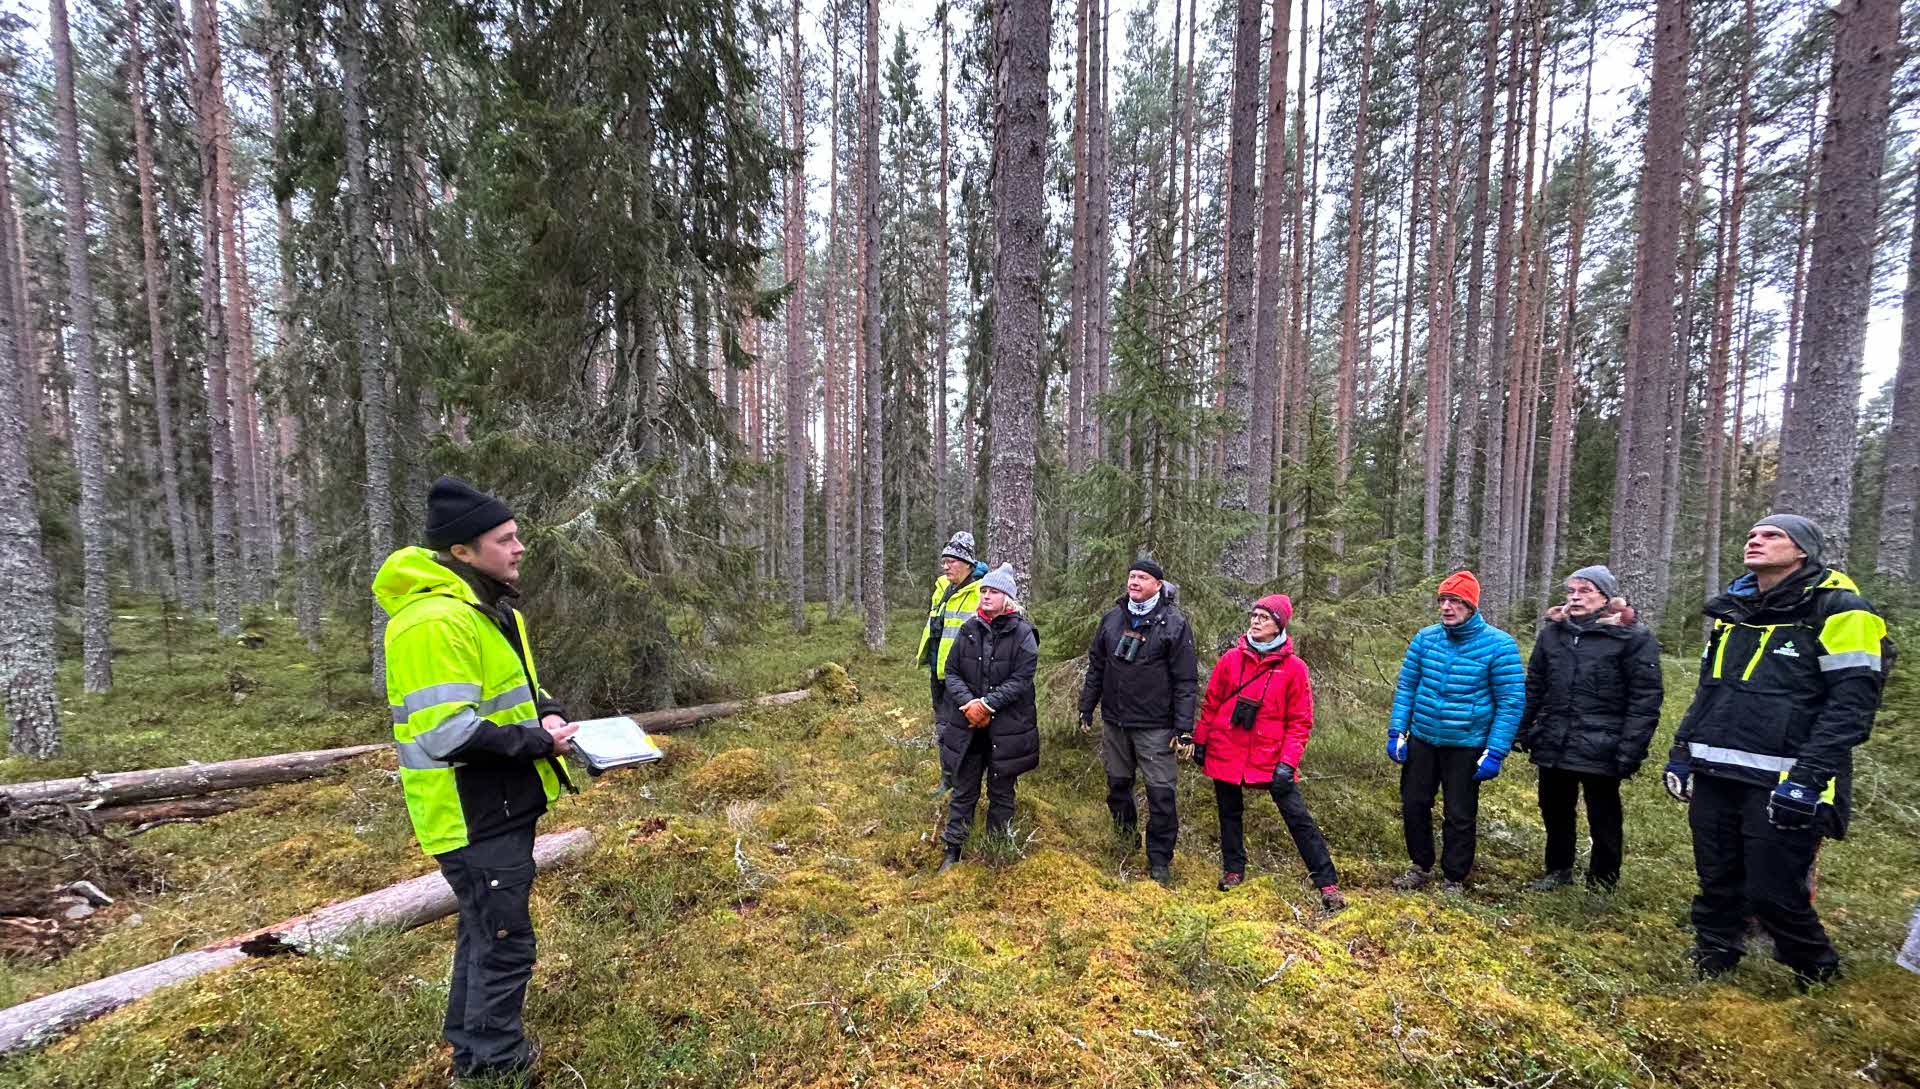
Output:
[{"xmin": 567, "ymin": 715, "xmax": 664, "ymax": 772}]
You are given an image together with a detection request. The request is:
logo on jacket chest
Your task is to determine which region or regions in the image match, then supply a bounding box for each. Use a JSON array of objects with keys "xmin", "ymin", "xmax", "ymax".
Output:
[{"xmin": 1772, "ymin": 640, "xmax": 1800, "ymax": 658}]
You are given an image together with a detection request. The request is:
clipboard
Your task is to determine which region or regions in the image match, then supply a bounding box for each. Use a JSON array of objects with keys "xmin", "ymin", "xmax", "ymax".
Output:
[{"xmin": 567, "ymin": 715, "xmax": 664, "ymax": 773}]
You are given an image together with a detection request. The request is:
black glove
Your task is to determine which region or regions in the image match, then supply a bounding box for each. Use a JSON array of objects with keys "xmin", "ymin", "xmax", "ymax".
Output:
[
  {"xmin": 1270, "ymin": 764, "xmax": 1296, "ymax": 792},
  {"xmin": 1079, "ymin": 711, "xmax": 1094, "ymax": 734},
  {"xmin": 1192, "ymin": 743, "xmax": 1206, "ymax": 766},
  {"xmin": 1767, "ymin": 780, "xmax": 1821, "ymax": 830}
]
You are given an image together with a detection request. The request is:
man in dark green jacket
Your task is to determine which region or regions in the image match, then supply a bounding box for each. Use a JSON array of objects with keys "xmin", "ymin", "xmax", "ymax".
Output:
[{"xmin": 1663, "ymin": 514, "xmax": 1891, "ymax": 987}]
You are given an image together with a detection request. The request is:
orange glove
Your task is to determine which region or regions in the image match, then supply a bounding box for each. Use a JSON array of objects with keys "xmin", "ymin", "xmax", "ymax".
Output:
[{"xmin": 962, "ymin": 699, "xmax": 993, "ymax": 728}]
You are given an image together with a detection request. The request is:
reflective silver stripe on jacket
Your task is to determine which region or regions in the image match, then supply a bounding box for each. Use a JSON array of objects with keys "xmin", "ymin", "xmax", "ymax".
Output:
[
  {"xmin": 1818, "ymin": 650, "xmax": 1882, "ymax": 672},
  {"xmin": 413, "ymin": 707, "xmax": 483, "ymax": 759},
  {"xmin": 477, "ymin": 684, "xmax": 534, "ymax": 717},
  {"xmin": 390, "ymin": 681, "xmax": 485, "ymax": 724},
  {"xmin": 395, "ymin": 741, "xmax": 465, "ymax": 770},
  {"xmin": 1687, "ymin": 742, "xmax": 1795, "ymax": 773}
]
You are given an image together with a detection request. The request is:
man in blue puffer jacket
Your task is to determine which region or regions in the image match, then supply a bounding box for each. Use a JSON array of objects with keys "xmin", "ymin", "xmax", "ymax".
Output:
[{"xmin": 1387, "ymin": 570, "xmax": 1525, "ymax": 892}]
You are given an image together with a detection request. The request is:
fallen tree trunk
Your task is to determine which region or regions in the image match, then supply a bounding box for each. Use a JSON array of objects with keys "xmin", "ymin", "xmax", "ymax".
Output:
[
  {"xmin": 631, "ymin": 688, "xmax": 812, "ymax": 733},
  {"xmin": 0, "ymin": 744, "xmax": 387, "ymax": 809},
  {"xmin": 0, "ymin": 827, "xmax": 594, "ymax": 1054},
  {"xmin": 93, "ymin": 793, "xmax": 263, "ymax": 828}
]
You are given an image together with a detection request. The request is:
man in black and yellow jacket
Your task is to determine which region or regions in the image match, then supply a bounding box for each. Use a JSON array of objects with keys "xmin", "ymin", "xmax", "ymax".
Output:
[
  {"xmin": 373, "ymin": 476, "xmax": 578, "ymax": 1086},
  {"xmin": 1663, "ymin": 514, "xmax": 1891, "ymax": 987}
]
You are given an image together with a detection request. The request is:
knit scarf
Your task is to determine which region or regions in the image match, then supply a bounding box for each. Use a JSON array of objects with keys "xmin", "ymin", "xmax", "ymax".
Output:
[
  {"xmin": 1248, "ymin": 630, "xmax": 1286, "ymax": 653},
  {"xmin": 1127, "ymin": 593, "xmax": 1160, "ymax": 618}
]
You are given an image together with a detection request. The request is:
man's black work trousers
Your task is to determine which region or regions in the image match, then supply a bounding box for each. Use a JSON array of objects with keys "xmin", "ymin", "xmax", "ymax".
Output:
[
  {"xmin": 1688, "ymin": 773, "xmax": 1839, "ymax": 982},
  {"xmin": 1538, "ymin": 767, "xmax": 1624, "ymax": 887},
  {"xmin": 436, "ymin": 825, "xmax": 539, "ymax": 1078}
]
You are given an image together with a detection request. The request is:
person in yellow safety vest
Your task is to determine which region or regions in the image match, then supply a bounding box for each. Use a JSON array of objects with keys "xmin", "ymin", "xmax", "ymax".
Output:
[
  {"xmin": 372, "ymin": 476, "xmax": 579, "ymax": 1088},
  {"xmin": 919, "ymin": 531, "xmax": 988, "ymax": 791}
]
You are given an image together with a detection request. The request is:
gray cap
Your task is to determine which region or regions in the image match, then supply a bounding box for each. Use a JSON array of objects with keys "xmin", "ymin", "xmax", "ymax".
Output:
[
  {"xmin": 979, "ymin": 562, "xmax": 1019, "ymax": 601},
  {"xmin": 940, "ymin": 531, "xmax": 978, "ymax": 564},
  {"xmin": 1567, "ymin": 564, "xmax": 1619, "ymax": 600},
  {"xmin": 1753, "ymin": 514, "xmax": 1823, "ymax": 565}
]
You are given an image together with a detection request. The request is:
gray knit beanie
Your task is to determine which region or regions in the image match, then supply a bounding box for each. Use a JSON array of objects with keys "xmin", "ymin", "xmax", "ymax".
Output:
[
  {"xmin": 1753, "ymin": 514, "xmax": 1823, "ymax": 565},
  {"xmin": 1567, "ymin": 564, "xmax": 1620, "ymax": 600},
  {"xmin": 980, "ymin": 563, "xmax": 1019, "ymax": 601}
]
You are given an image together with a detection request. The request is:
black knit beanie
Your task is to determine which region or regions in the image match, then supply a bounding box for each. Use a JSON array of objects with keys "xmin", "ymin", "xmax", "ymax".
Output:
[
  {"xmin": 425, "ymin": 476, "xmax": 514, "ymax": 550},
  {"xmin": 1129, "ymin": 558, "xmax": 1166, "ymax": 582}
]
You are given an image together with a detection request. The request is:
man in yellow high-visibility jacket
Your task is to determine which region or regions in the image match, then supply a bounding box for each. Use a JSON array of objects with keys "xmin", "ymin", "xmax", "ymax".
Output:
[
  {"xmin": 373, "ymin": 476, "xmax": 578, "ymax": 1087},
  {"xmin": 919, "ymin": 532, "xmax": 986, "ymax": 791}
]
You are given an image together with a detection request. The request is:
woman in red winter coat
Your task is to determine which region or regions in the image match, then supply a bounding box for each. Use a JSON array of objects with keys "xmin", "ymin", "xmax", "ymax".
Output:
[{"xmin": 1188, "ymin": 594, "xmax": 1345, "ymax": 910}]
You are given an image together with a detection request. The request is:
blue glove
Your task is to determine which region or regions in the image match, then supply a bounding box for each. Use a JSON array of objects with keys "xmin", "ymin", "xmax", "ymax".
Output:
[
  {"xmin": 1386, "ymin": 731, "xmax": 1408, "ymax": 764},
  {"xmin": 1767, "ymin": 780, "xmax": 1821, "ymax": 830},
  {"xmin": 1662, "ymin": 758, "xmax": 1693, "ymax": 803},
  {"xmin": 1472, "ymin": 749, "xmax": 1505, "ymax": 781}
]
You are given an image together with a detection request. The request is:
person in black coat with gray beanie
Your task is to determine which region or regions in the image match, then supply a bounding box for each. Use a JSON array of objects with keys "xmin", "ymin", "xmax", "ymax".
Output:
[
  {"xmin": 1515, "ymin": 564, "xmax": 1663, "ymax": 891},
  {"xmin": 937, "ymin": 563, "xmax": 1041, "ymax": 873}
]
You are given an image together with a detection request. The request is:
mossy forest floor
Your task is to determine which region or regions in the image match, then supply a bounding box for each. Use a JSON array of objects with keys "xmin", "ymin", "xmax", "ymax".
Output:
[{"xmin": 1, "ymin": 599, "xmax": 1917, "ymax": 1088}]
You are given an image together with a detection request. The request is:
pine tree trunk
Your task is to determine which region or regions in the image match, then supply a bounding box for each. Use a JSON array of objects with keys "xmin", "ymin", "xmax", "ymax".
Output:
[
  {"xmin": 1068, "ymin": 0, "xmax": 1089, "ymax": 482},
  {"xmin": 1703, "ymin": 0, "xmax": 1753, "ymax": 605},
  {"xmin": 860, "ymin": 0, "xmax": 886, "ymax": 647},
  {"xmin": 1248, "ymin": 0, "xmax": 1291, "ymax": 581},
  {"xmin": 1536, "ymin": 17, "xmax": 1595, "ymax": 608},
  {"xmin": 126, "ymin": 0, "xmax": 196, "ymax": 612},
  {"xmin": 1216, "ymin": 0, "xmax": 1263, "ymax": 584},
  {"xmin": 341, "ymin": 0, "xmax": 394, "ymax": 690},
  {"xmin": 188, "ymin": 0, "xmax": 242, "ymax": 638},
  {"xmin": 1781, "ymin": 87, "xmax": 1820, "ymax": 433},
  {"xmin": 1477, "ymin": 0, "xmax": 1523, "ymax": 621},
  {"xmin": 269, "ymin": 26, "xmax": 316, "ymax": 644},
  {"xmin": 936, "ymin": 7, "xmax": 953, "ymax": 539},
  {"xmin": 785, "ymin": 0, "xmax": 808, "ymax": 632},
  {"xmin": 1877, "ymin": 160, "xmax": 1920, "ymax": 579},
  {"xmin": 821, "ymin": 9, "xmax": 843, "ymax": 616},
  {"xmin": 987, "ymin": 0, "xmax": 1049, "ymax": 584},
  {"xmin": 1612, "ymin": 0, "xmax": 1690, "ymax": 630},
  {"xmin": 1424, "ymin": 93, "xmax": 1465, "ymax": 579},
  {"xmin": 1774, "ymin": 0, "xmax": 1901, "ymax": 563},
  {"xmin": 50, "ymin": 0, "xmax": 114, "ymax": 693},
  {"xmin": 0, "ymin": 106, "xmax": 31, "ymax": 447},
  {"xmin": 1089, "ymin": 0, "xmax": 1112, "ymax": 468},
  {"xmin": 1448, "ymin": 0, "xmax": 1502, "ymax": 570},
  {"xmin": 0, "ymin": 106, "xmax": 59, "ymax": 755}
]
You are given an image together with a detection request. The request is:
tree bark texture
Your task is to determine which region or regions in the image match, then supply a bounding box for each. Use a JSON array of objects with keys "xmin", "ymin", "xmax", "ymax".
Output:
[
  {"xmin": 50, "ymin": 0, "xmax": 115, "ymax": 694},
  {"xmin": 785, "ymin": 0, "xmax": 808, "ymax": 632},
  {"xmin": 0, "ymin": 97, "xmax": 59, "ymax": 755},
  {"xmin": 341, "ymin": 0, "xmax": 395, "ymax": 687},
  {"xmin": 1876, "ymin": 159, "xmax": 1920, "ymax": 579},
  {"xmin": 1610, "ymin": 0, "xmax": 1689, "ymax": 630},
  {"xmin": 190, "ymin": 0, "xmax": 243, "ymax": 638},
  {"xmin": 125, "ymin": 0, "xmax": 196, "ymax": 613},
  {"xmin": 861, "ymin": 0, "xmax": 886, "ymax": 647},
  {"xmin": 1774, "ymin": 0, "xmax": 1901, "ymax": 565},
  {"xmin": 1217, "ymin": 0, "xmax": 1263, "ymax": 584},
  {"xmin": 987, "ymin": 0, "xmax": 1050, "ymax": 584}
]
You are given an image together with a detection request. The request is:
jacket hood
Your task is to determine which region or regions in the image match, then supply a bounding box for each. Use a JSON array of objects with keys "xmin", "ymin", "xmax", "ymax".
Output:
[
  {"xmin": 1706, "ymin": 563, "xmax": 1855, "ymax": 622},
  {"xmin": 373, "ymin": 546, "xmax": 481, "ymax": 617},
  {"xmin": 1544, "ymin": 597, "xmax": 1639, "ymax": 633}
]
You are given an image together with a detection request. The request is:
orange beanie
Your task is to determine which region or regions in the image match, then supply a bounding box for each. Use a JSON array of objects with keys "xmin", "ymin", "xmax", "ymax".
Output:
[{"xmin": 1437, "ymin": 570, "xmax": 1481, "ymax": 609}]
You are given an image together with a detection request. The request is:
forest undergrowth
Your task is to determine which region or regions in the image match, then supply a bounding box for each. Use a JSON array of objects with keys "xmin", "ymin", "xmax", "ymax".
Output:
[{"xmin": 0, "ymin": 598, "xmax": 1915, "ymax": 1088}]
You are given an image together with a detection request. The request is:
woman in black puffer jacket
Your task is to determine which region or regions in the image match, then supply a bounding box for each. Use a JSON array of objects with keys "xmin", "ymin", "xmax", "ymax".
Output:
[
  {"xmin": 1515, "ymin": 565, "xmax": 1663, "ymax": 891},
  {"xmin": 937, "ymin": 564, "xmax": 1041, "ymax": 872}
]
